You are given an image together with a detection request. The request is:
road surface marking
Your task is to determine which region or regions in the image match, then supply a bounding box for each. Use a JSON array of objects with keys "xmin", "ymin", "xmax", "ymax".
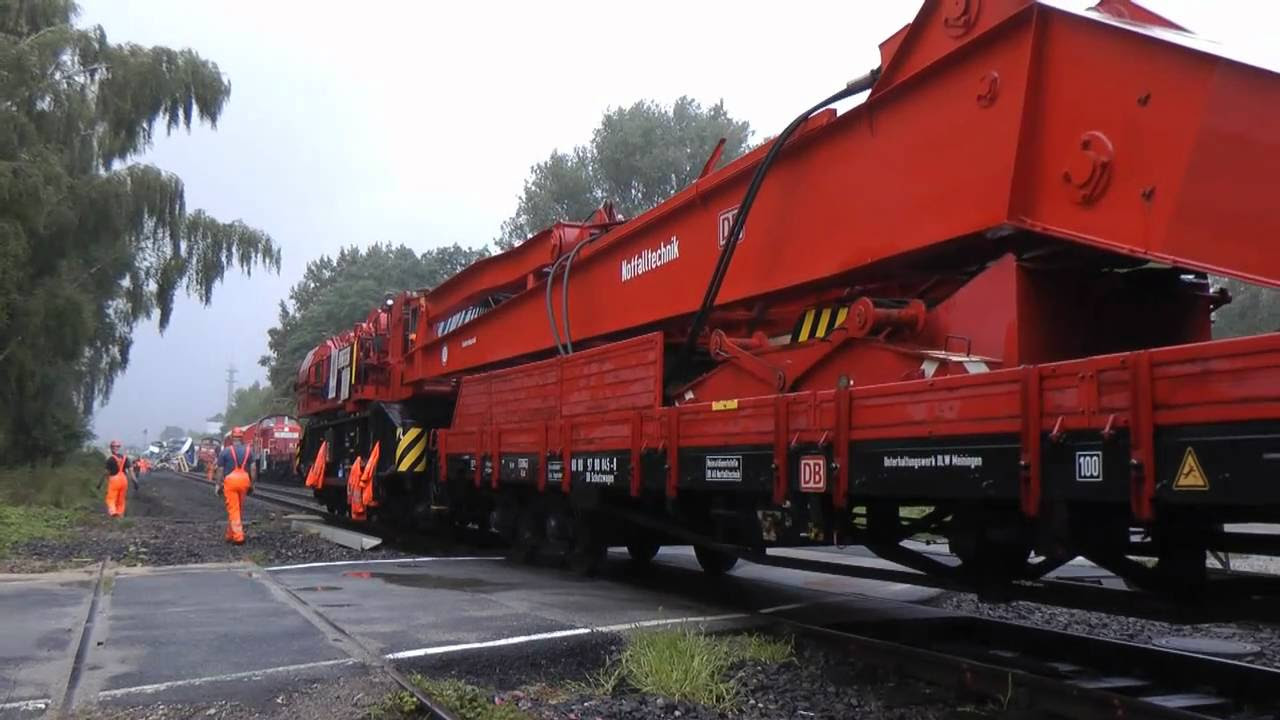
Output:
[
  {"xmin": 98, "ymin": 658, "xmax": 360, "ymax": 698},
  {"xmin": 385, "ymin": 613, "xmax": 750, "ymax": 660},
  {"xmin": 0, "ymin": 698, "xmax": 50, "ymax": 712},
  {"xmin": 265, "ymin": 556, "xmax": 502, "ymax": 571}
]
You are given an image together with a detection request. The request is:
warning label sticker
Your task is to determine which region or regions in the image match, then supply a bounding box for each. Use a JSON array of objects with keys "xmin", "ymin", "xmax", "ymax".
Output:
[{"xmin": 1173, "ymin": 447, "xmax": 1209, "ymax": 491}]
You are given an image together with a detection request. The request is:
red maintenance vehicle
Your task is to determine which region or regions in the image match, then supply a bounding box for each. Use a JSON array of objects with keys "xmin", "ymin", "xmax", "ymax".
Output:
[
  {"xmin": 223, "ymin": 417, "xmax": 303, "ymax": 482},
  {"xmin": 195, "ymin": 437, "xmax": 221, "ymax": 472},
  {"xmin": 296, "ymin": 0, "xmax": 1280, "ymax": 613}
]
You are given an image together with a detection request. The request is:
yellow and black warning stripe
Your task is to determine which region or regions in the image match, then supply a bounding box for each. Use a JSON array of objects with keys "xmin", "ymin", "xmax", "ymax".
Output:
[
  {"xmin": 395, "ymin": 427, "xmax": 429, "ymax": 472},
  {"xmin": 791, "ymin": 305, "xmax": 850, "ymax": 343}
]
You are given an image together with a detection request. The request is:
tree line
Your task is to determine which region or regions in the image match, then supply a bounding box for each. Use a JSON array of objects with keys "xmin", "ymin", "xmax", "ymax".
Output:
[{"xmin": 0, "ymin": 1, "xmax": 278, "ymax": 463}]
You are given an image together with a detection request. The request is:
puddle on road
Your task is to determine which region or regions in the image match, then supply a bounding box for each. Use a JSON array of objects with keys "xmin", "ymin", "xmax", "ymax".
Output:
[{"xmin": 341, "ymin": 569, "xmax": 510, "ymax": 592}]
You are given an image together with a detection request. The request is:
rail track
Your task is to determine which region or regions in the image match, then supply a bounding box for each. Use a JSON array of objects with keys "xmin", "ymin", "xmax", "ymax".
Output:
[
  {"xmin": 170, "ymin": 469, "xmax": 1280, "ymax": 719},
  {"xmin": 784, "ymin": 614, "xmax": 1280, "ymax": 720}
]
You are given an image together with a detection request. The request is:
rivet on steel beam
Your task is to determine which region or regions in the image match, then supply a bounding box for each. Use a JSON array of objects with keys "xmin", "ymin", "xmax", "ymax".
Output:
[
  {"xmin": 1141, "ymin": 186, "xmax": 1156, "ymax": 202},
  {"xmin": 1137, "ymin": 92, "xmax": 1152, "ymax": 106}
]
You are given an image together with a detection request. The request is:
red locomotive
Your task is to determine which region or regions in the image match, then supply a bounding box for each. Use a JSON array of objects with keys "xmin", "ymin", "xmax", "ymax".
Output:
[{"xmin": 295, "ymin": 0, "xmax": 1280, "ymax": 603}]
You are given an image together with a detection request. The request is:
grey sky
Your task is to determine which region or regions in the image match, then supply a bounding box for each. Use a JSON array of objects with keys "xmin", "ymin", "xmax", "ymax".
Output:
[{"xmin": 79, "ymin": 1, "xmax": 1270, "ymax": 445}]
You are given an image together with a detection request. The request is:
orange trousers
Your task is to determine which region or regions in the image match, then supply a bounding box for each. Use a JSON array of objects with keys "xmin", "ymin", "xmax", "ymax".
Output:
[
  {"xmin": 223, "ymin": 471, "xmax": 250, "ymax": 543},
  {"xmin": 105, "ymin": 475, "xmax": 128, "ymax": 517}
]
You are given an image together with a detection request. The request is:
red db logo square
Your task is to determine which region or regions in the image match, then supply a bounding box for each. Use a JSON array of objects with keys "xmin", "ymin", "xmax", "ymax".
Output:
[{"xmin": 799, "ymin": 455, "xmax": 827, "ymax": 493}]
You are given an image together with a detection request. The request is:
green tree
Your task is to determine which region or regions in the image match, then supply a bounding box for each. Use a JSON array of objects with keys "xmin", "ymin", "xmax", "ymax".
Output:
[
  {"xmin": 1213, "ymin": 277, "xmax": 1280, "ymax": 338},
  {"xmin": 223, "ymin": 381, "xmax": 288, "ymax": 431},
  {"xmin": 261, "ymin": 243, "xmax": 488, "ymax": 403},
  {"xmin": 0, "ymin": 1, "xmax": 279, "ymax": 463},
  {"xmin": 496, "ymin": 97, "xmax": 752, "ymax": 249}
]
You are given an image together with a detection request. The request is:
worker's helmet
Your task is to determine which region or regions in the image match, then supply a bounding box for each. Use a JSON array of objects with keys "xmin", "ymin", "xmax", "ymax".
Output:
[{"xmin": 231, "ymin": 427, "xmax": 244, "ymax": 439}]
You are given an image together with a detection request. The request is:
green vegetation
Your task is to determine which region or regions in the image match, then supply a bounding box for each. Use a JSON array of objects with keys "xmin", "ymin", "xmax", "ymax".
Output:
[
  {"xmin": 373, "ymin": 676, "xmax": 528, "ymax": 720},
  {"xmin": 590, "ymin": 629, "xmax": 793, "ymax": 709},
  {"xmin": 0, "ymin": 1, "xmax": 279, "ymax": 464},
  {"xmin": 0, "ymin": 449, "xmax": 103, "ymax": 554},
  {"xmin": 496, "ymin": 97, "xmax": 753, "ymax": 250}
]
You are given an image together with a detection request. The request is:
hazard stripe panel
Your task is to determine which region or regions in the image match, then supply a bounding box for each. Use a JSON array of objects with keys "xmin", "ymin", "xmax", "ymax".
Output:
[
  {"xmin": 791, "ymin": 305, "xmax": 851, "ymax": 343},
  {"xmin": 396, "ymin": 427, "xmax": 428, "ymax": 472}
]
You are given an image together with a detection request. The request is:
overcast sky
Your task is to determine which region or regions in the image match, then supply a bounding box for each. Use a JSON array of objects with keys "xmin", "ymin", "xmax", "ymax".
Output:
[{"xmin": 79, "ymin": 1, "xmax": 1272, "ymax": 445}]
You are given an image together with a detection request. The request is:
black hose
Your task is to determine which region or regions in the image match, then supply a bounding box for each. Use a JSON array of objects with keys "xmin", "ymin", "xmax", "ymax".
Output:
[
  {"xmin": 560, "ymin": 235, "xmax": 596, "ymax": 354},
  {"xmin": 545, "ymin": 252, "xmax": 570, "ymax": 355},
  {"xmin": 675, "ymin": 68, "xmax": 882, "ymax": 373}
]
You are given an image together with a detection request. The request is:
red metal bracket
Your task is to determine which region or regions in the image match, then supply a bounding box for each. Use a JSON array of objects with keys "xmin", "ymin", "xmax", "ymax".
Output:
[
  {"xmin": 490, "ymin": 427, "xmax": 500, "ymax": 491},
  {"xmin": 666, "ymin": 411, "xmax": 679, "ymax": 499},
  {"xmin": 630, "ymin": 411, "xmax": 642, "ymax": 498},
  {"xmin": 773, "ymin": 395, "xmax": 789, "ymax": 505},
  {"xmin": 1019, "ymin": 366, "xmax": 1042, "ymax": 518},
  {"xmin": 560, "ymin": 420, "xmax": 572, "ymax": 495},
  {"xmin": 436, "ymin": 430, "xmax": 448, "ymax": 484},
  {"xmin": 537, "ymin": 423, "xmax": 548, "ymax": 493},
  {"xmin": 473, "ymin": 429, "xmax": 484, "ymax": 490},
  {"xmin": 834, "ymin": 386, "xmax": 851, "ymax": 508},
  {"xmin": 709, "ymin": 330, "xmax": 786, "ymax": 391},
  {"xmin": 1129, "ymin": 353, "xmax": 1156, "ymax": 522}
]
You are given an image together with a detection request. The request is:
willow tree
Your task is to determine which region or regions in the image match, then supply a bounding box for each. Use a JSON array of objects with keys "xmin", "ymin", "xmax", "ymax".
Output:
[{"xmin": 0, "ymin": 1, "xmax": 280, "ymax": 462}]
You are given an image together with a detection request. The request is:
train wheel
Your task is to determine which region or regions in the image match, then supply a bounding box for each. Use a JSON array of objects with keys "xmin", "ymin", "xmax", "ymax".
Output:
[
  {"xmin": 507, "ymin": 509, "xmax": 540, "ymax": 564},
  {"xmin": 626, "ymin": 540, "xmax": 660, "ymax": 566},
  {"xmin": 693, "ymin": 545, "xmax": 738, "ymax": 576}
]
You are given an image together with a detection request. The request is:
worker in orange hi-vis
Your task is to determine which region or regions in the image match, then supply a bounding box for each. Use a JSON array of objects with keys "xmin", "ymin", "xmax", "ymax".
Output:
[
  {"xmin": 360, "ymin": 442, "xmax": 381, "ymax": 510},
  {"xmin": 304, "ymin": 440, "xmax": 328, "ymax": 489},
  {"xmin": 97, "ymin": 440, "xmax": 138, "ymax": 517},
  {"xmin": 348, "ymin": 456, "xmax": 366, "ymax": 520},
  {"xmin": 214, "ymin": 427, "xmax": 256, "ymax": 544}
]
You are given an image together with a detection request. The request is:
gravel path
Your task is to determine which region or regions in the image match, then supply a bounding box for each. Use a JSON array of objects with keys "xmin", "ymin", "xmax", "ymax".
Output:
[
  {"xmin": 931, "ymin": 592, "xmax": 1280, "ymax": 669},
  {"xmin": 0, "ymin": 471, "xmax": 407, "ymax": 572}
]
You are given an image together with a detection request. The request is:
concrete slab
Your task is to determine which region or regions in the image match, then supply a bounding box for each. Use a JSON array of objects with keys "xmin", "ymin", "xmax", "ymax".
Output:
[
  {"xmin": 290, "ymin": 519, "xmax": 382, "ymax": 550},
  {"xmin": 269, "ymin": 557, "xmax": 729, "ymax": 657},
  {"xmin": 0, "ymin": 571, "xmax": 95, "ymax": 715},
  {"xmin": 80, "ymin": 565, "xmax": 348, "ymax": 698}
]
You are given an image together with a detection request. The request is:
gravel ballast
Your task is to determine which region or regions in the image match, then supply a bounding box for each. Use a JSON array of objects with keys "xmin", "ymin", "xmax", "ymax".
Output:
[
  {"xmin": 931, "ymin": 591, "xmax": 1280, "ymax": 669},
  {"xmin": 0, "ymin": 471, "xmax": 406, "ymax": 572}
]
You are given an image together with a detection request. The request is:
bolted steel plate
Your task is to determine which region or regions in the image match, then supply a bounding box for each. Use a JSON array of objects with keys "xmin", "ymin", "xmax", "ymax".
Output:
[{"xmin": 1153, "ymin": 636, "xmax": 1260, "ymax": 657}]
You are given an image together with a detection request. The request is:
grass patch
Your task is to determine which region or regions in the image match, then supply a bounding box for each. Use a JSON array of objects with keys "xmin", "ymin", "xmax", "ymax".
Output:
[
  {"xmin": 591, "ymin": 628, "xmax": 793, "ymax": 709},
  {"xmin": 373, "ymin": 676, "xmax": 530, "ymax": 720},
  {"xmin": 0, "ymin": 451, "xmax": 104, "ymax": 509},
  {"xmin": 0, "ymin": 451, "xmax": 104, "ymax": 558},
  {"xmin": 0, "ymin": 504, "xmax": 78, "ymax": 555}
]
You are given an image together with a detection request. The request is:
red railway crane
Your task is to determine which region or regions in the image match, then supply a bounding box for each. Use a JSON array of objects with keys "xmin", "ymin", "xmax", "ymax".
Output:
[{"xmin": 295, "ymin": 0, "xmax": 1280, "ymax": 607}]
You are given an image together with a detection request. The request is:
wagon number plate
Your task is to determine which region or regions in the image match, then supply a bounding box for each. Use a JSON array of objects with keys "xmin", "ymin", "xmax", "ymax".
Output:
[{"xmin": 799, "ymin": 455, "xmax": 827, "ymax": 493}]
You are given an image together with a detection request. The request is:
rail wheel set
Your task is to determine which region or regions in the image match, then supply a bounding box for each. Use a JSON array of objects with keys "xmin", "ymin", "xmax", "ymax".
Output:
[{"xmin": 294, "ymin": 0, "xmax": 1280, "ymax": 614}]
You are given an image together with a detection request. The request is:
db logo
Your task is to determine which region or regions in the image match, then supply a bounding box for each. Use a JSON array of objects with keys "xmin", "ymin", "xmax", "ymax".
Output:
[
  {"xmin": 799, "ymin": 455, "xmax": 827, "ymax": 493},
  {"xmin": 717, "ymin": 206, "xmax": 743, "ymax": 249}
]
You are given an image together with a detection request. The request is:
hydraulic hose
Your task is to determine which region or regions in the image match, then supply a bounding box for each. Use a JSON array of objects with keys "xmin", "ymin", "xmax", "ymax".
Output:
[
  {"xmin": 560, "ymin": 234, "xmax": 597, "ymax": 354},
  {"xmin": 545, "ymin": 252, "xmax": 570, "ymax": 355},
  {"xmin": 675, "ymin": 68, "xmax": 882, "ymax": 373}
]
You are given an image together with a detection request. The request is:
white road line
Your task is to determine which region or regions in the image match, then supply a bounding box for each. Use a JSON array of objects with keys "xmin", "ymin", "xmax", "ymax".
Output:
[
  {"xmin": 98, "ymin": 658, "xmax": 360, "ymax": 698},
  {"xmin": 384, "ymin": 612, "xmax": 751, "ymax": 660},
  {"xmin": 265, "ymin": 556, "xmax": 503, "ymax": 572},
  {"xmin": 385, "ymin": 628, "xmax": 593, "ymax": 659},
  {"xmin": 0, "ymin": 698, "xmax": 50, "ymax": 712}
]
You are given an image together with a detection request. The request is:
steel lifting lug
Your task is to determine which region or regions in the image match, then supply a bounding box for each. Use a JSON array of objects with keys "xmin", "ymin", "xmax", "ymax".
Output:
[{"xmin": 1062, "ymin": 130, "xmax": 1114, "ymax": 205}]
